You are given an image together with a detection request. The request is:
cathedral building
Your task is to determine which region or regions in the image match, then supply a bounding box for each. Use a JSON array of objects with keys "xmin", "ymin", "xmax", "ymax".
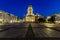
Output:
[
  {"xmin": 23, "ymin": 5, "xmax": 35, "ymax": 22},
  {"xmin": 23, "ymin": 5, "xmax": 43, "ymax": 23}
]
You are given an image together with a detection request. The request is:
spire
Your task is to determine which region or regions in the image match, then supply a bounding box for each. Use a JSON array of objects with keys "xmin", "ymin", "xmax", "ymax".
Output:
[{"xmin": 28, "ymin": 5, "xmax": 32, "ymax": 7}]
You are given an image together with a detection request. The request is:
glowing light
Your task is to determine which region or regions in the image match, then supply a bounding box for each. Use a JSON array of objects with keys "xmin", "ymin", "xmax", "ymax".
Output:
[
  {"xmin": 47, "ymin": 16, "xmax": 51, "ymax": 19},
  {"xmin": 32, "ymin": 19, "xmax": 34, "ymax": 21},
  {"xmin": 55, "ymin": 21, "xmax": 60, "ymax": 24},
  {"xmin": 43, "ymin": 23, "xmax": 55, "ymax": 27},
  {"xmin": 10, "ymin": 20, "xmax": 13, "ymax": 23},
  {"xmin": 0, "ymin": 19, "xmax": 3, "ymax": 21}
]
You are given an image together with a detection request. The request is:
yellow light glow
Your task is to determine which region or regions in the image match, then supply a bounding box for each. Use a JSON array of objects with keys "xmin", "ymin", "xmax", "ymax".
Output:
[
  {"xmin": 0, "ymin": 19, "xmax": 3, "ymax": 21},
  {"xmin": 10, "ymin": 20, "xmax": 13, "ymax": 23},
  {"xmin": 43, "ymin": 23, "xmax": 55, "ymax": 27},
  {"xmin": 32, "ymin": 19, "xmax": 34, "ymax": 21}
]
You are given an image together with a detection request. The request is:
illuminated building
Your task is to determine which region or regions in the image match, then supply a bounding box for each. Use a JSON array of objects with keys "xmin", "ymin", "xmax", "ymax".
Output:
[
  {"xmin": 0, "ymin": 10, "xmax": 11, "ymax": 24},
  {"xmin": 35, "ymin": 13, "xmax": 43, "ymax": 23},
  {"xmin": 53, "ymin": 14, "xmax": 60, "ymax": 24},
  {"xmin": 23, "ymin": 5, "xmax": 43, "ymax": 23},
  {"xmin": 9, "ymin": 14, "xmax": 20, "ymax": 23},
  {"xmin": 46, "ymin": 16, "xmax": 51, "ymax": 22},
  {"xmin": 0, "ymin": 10, "xmax": 21, "ymax": 24},
  {"xmin": 24, "ymin": 5, "xmax": 35, "ymax": 22}
]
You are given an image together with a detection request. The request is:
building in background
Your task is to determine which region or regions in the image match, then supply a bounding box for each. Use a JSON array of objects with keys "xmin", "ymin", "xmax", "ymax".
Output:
[
  {"xmin": 45, "ymin": 13, "xmax": 60, "ymax": 24},
  {"xmin": 35, "ymin": 13, "xmax": 43, "ymax": 23},
  {"xmin": 0, "ymin": 10, "xmax": 21, "ymax": 25},
  {"xmin": 9, "ymin": 14, "xmax": 21, "ymax": 23},
  {"xmin": 46, "ymin": 16, "xmax": 51, "ymax": 22},
  {"xmin": 52, "ymin": 14, "xmax": 60, "ymax": 24},
  {"xmin": 23, "ymin": 5, "xmax": 35, "ymax": 22},
  {"xmin": 9, "ymin": 14, "xmax": 17, "ymax": 23},
  {"xmin": 0, "ymin": 10, "xmax": 11, "ymax": 24},
  {"xmin": 23, "ymin": 5, "xmax": 43, "ymax": 23}
]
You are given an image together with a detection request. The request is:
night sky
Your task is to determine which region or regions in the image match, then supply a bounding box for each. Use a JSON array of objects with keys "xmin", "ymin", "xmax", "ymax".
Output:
[{"xmin": 0, "ymin": 0, "xmax": 60, "ymax": 19}]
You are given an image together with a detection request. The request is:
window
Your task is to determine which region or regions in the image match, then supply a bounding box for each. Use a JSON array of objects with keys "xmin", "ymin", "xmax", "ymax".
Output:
[{"xmin": 0, "ymin": 13, "xmax": 2, "ymax": 19}]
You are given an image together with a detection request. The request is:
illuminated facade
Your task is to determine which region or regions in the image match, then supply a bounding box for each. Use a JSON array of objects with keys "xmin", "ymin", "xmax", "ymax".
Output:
[
  {"xmin": 9, "ymin": 14, "xmax": 18, "ymax": 23},
  {"xmin": 0, "ymin": 10, "xmax": 11, "ymax": 24},
  {"xmin": 46, "ymin": 14, "xmax": 60, "ymax": 23},
  {"xmin": 53, "ymin": 14, "xmax": 60, "ymax": 24},
  {"xmin": 24, "ymin": 5, "xmax": 35, "ymax": 22},
  {"xmin": 23, "ymin": 5, "xmax": 43, "ymax": 22},
  {"xmin": 0, "ymin": 10, "xmax": 20, "ymax": 24}
]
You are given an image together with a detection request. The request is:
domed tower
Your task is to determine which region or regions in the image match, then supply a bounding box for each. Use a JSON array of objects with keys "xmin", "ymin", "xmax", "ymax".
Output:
[
  {"xmin": 24, "ymin": 5, "xmax": 35, "ymax": 22},
  {"xmin": 26, "ymin": 5, "xmax": 34, "ymax": 16}
]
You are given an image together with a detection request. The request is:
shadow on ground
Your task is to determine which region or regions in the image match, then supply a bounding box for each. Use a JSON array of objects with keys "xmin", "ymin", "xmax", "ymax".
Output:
[{"xmin": 25, "ymin": 24, "xmax": 35, "ymax": 38}]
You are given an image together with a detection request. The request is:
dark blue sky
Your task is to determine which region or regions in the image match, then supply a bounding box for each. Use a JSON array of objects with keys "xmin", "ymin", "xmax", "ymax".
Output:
[{"xmin": 0, "ymin": 0, "xmax": 60, "ymax": 19}]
